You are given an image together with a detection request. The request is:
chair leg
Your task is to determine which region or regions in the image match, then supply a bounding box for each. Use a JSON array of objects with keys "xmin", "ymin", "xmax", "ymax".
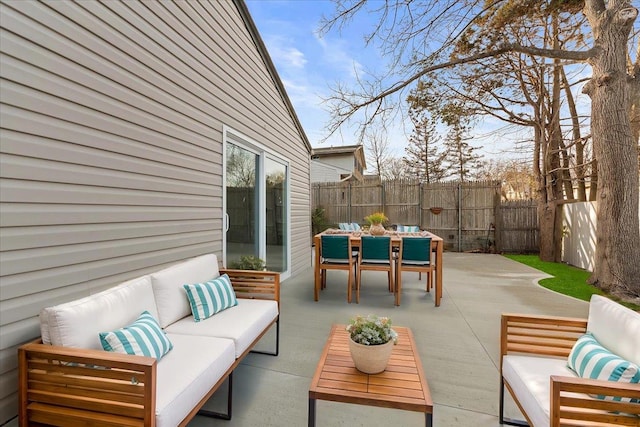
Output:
[
  {"xmin": 347, "ymin": 267, "xmax": 353, "ymax": 303},
  {"xmin": 355, "ymin": 265, "xmax": 360, "ymax": 303},
  {"xmin": 198, "ymin": 371, "xmax": 233, "ymax": 420}
]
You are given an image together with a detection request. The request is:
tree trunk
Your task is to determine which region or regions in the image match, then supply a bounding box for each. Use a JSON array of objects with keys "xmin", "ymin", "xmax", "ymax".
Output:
[
  {"xmin": 583, "ymin": 1, "xmax": 640, "ymax": 299},
  {"xmin": 561, "ymin": 66, "xmax": 588, "ymax": 201}
]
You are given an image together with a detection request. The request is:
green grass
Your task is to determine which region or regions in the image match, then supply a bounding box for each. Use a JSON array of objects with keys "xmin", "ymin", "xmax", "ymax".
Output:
[{"xmin": 503, "ymin": 254, "xmax": 640, "ymax": 311}]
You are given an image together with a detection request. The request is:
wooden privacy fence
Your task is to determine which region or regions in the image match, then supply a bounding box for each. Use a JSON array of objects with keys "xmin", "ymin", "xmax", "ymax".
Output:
[{"xmin": 312, "ymin": 180, "xmax": 539, "ymax": 253}]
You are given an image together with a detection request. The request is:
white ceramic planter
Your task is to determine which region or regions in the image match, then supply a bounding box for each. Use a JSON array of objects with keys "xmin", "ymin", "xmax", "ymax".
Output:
[{"xmin": 348, "ymin": 338, "xmax": 394, "ymax": 374}]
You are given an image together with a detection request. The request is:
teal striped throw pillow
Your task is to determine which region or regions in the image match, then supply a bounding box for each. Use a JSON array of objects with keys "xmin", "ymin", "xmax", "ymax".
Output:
[
  {"xmin": 567, "ymin": 332, "xmax": 640, "ymax": 403},
  {"xmin": 183, "ymin": 274, "xmax": 238, "ymax": 322},
  {"xmin": 99, "ymin": 311, "xmax": 173, "ymax": 360}
]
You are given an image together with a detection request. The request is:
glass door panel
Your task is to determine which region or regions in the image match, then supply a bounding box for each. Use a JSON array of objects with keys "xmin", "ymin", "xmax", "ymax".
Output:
[
  {"xmin": 265, "ymin": 158, "xmax": 288, "ymax": 272},
  {"xmin": 225, "ymin": 143, "xmax": 259, "ymax": 267}
]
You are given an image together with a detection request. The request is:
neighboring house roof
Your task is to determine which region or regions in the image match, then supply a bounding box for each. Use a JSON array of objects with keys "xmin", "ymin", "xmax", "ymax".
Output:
[{"xmin": 235, "ymin": 0, "xmax": 312, "ymax": 154}]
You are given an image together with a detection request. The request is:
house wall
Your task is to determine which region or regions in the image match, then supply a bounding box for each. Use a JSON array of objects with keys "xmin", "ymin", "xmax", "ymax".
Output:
[
  {"xmin": 316, "ymin": 153, "xmax": 355, "ymax": 171},
  {"xmin": 0, "ymin": 0, "xmax": 310, "ymax": 422},
  {"xmin": 310, "ymin": 160, "xmax": 350, "ymax": 182}
]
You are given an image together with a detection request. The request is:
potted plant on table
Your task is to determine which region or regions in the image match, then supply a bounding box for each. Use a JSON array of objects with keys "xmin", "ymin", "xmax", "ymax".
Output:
[
  {"xmin": 364, "ymin": 212, "xmax": 388, "ymax": 236},
  {"xmin": 346, "ymin": 314, "xmax": 398, "ymax": 374}
]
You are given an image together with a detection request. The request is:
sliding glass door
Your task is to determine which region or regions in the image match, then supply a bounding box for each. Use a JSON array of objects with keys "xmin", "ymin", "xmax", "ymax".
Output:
[
  {"xmin": 224, "ymin": 130, "xmax": 289, "ymax": 274},
  {"xmin": 265, "ymin": 157, "xmax": 287, "ymax": 272}
]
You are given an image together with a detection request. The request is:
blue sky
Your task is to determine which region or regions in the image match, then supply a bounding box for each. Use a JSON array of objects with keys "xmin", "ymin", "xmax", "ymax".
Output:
[
  {"xmin": 245, "ymin": 0, "xmax": 401, "ymax": 149},
  {"xmin": 245, "ymin": 1, "xmax": 553, "ymax": 160}
]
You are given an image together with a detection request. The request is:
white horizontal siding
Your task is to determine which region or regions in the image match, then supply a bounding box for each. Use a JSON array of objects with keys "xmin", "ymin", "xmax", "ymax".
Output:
[{"xmin": 0, "ymin": 0, "xmax": 310, "ymax": 422}]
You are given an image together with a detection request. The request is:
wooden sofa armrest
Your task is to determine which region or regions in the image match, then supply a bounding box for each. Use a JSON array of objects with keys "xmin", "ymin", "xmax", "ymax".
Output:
[
  {"xmin": 19, "ymin": 340, "xmax": 156, "ymax": 427},
  {"xmin": 550, "ymin": 375, "xmax": 640, "ymax": 427},
  {"xmin": 500, "ymin": 313, "xmax": 588, "ymax": 361},
  {"xmin": 221, "ymin": 268, "xmax": 280, "ymax": 308}
]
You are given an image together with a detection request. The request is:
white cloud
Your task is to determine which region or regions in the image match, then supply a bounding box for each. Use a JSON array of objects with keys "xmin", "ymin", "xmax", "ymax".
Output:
[
  {"xmin": 314, "ymin": 33, "xmax": 364, "ymax": 80},
  {"xmin": 264, "ymin": 35, "xmax": 307, "ymax": 70}
]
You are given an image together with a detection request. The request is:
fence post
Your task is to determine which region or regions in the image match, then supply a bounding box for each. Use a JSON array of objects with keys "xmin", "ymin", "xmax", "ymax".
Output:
[
  {"xmin": 381, "ymin": 182, "xmax": 386, "ymax": 214},
  {"xmin": 458, "ymin": 182, "xmax": 462, "ymax": 252},
  {"xmin": 348, "ymin": 182, "xmax": 352, "ymax": 223},
  {"xmin": 418, "ymin": 181, "xmax": 423, "ymax": 228}
]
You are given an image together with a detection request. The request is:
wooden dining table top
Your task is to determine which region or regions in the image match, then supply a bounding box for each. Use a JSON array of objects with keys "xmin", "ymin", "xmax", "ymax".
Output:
[{"xmin": 315, "ymin": 229, "xmax": 443, "ymax": 243}]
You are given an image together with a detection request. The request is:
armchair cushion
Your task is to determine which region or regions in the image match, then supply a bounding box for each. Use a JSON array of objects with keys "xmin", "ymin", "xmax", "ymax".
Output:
[
  {"xmin": 503, "ymin": 355, "xmax": 586, "ymax": 427},
  {"xmin": 567, "ymin": 332, "xmax": 640, "ymax": 402},
  {"xmin": 587, "ymin": 295, "xmax": 640, "ymax": 365},
  {"xmin": 183, "ymin": 274, "xmax": 238, "ymax": 322}
]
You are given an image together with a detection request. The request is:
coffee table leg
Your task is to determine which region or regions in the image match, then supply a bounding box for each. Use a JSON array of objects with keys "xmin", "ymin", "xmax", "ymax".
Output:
[
  {"xmin": 308, "ymin": 397, "xmax": 316, "ymax": 427},
  {"xmin": 425, "ymin": 412, "xmax": 432, "ymax": 427}
]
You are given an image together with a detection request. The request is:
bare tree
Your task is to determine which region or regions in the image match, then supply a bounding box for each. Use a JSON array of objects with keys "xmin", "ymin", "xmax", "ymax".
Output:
[
  {"xmin": 320, "ymin": 0, "xmax": 640, "ymax": 300},
  {"xmin": 382, "ymin": 157, "xmax": 412, "ymax": 180},
  {"xmin": 363, "ymin": 128, "xmax": 391, "ymax": 176},
  {"xmin": 478, "ymin": 159, "xmax": 536, "ymax": 200}
]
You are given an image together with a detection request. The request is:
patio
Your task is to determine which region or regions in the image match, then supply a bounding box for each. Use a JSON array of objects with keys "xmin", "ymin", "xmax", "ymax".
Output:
[{"xmin": 189, "ymin": 251, "xmax": 589, "ymax": 427}]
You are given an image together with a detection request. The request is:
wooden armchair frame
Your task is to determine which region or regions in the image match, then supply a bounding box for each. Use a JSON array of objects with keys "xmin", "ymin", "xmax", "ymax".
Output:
[{"xmin": 500, "ymin": 313, "xmax": 640, "ymax": 427}]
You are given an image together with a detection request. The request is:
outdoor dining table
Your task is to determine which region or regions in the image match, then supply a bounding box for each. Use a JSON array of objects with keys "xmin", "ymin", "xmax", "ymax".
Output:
[{"xmin": 313, "ymin": 229, "xmax": 444, "ymax": 307}]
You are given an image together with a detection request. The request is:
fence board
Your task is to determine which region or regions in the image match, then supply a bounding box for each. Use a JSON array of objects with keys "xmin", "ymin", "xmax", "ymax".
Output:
[
  {"xmin": 312, "ymin": 180, "xmax": 538, "ymax": 252},
  {"xmin": 496, "ymin": 200, "xmax": 539, "ymax": 253}
]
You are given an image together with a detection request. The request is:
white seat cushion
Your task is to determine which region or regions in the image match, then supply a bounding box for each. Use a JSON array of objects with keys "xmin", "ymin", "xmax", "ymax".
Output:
[
  {"xmin": 150, "ymin": 254, "xmax": 220, "ymax": 328},
  {"xmin": 156, "ymin": 334, "xmax": 235, "ymax": 427},
  {"xmin": 502, "ymin": 355, "xmax": 588, "ymax": 427},
  {"xmin": 41, "ymin": 275, "xmax": 158, "ymax": 349},
  {"xmin": 587, "ymin": 295, "xmax": 640, "ymax": 365},
  {"xmin": 165, "ymin": 299, "xmax": 278, "ymax": 358}
]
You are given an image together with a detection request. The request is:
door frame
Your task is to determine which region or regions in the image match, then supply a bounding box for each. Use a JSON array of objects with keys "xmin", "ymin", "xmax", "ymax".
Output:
[{"xmin": 222, "ymin": 126, "xmax": 291, "ymax": 279}]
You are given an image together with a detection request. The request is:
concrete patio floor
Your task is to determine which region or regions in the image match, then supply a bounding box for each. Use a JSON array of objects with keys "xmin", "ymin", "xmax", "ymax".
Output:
[{"xmin": 189, "ymin": 252, "xmax": 590, "ymax": 427}]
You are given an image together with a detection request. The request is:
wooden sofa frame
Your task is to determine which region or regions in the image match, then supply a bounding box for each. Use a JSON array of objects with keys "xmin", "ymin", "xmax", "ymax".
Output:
[
  {"xmin": 18, "ymin": 269, "xmax": 280, "ymax": 427},
  {"xmin": 500, "ymin": 313, "xmax": 640, "ymax": 427}
]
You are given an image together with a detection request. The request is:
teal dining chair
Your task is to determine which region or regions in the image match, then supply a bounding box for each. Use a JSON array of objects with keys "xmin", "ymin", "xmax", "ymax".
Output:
[
  {"xmin": 395, "ymin": 237, "xmax": 433, "ymax": 306},
  {"xmin": 356, "ymin": 236, "xmax": 394, "ymax": 304},
  {"xmin": 318, "ymin": 235, "xmax": 357, "ymax": 303}
]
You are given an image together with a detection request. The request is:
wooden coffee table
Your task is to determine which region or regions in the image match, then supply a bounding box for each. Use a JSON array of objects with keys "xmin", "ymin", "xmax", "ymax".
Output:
[{"xmin": 308, "ymin": 324, "xmax": 433, "ymax": 426}]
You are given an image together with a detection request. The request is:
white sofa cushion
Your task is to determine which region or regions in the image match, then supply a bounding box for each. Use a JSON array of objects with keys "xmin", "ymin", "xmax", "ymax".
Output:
[
  {"xmin": 503, "ymin": 355, "xmax": 589, "ymax": 427},
  {"xmin": 150, "ymin": 253, "xmax": 220, "ymax": 328},
  {"xmin": 41, "ymin": 275, "xmax": 158, "ymax": 349},
  {"xmin": 165, "ymin": 299, "xmax": 278, "ymax": 358},
  {"xmin": 587, "ymin": 295, "xmax": 640, "ymax": 366},
  {"xmin": 156, "ymin": 333, "xmax": 235, "ymax": 427}
]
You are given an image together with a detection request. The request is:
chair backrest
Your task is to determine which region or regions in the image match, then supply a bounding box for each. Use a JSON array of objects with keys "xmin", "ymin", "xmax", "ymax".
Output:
[
  {"xmin": 397, "ymin": 224, "xmax": 420, "ymax": 233},
  {"xmin": 400, "ymin": 237, "xmax": 432, "ymax": 263},
  {"xmin": 361, "ymin": 236, "xmax": 392, "ymax": 261},
  {"xmin": 338, "ymin": 222, "xmax": 360, "ymax": 231},
  {"xmin": 321, "ymin": 235, "xmax": 350, "ymax": 260}
]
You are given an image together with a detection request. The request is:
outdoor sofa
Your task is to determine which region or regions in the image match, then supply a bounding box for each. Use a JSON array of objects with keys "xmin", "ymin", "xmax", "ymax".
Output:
[
  {"xmin": 18, "ymin": 253, "xmax": 280, "ymax": 427},
  {"xmin": 500, "ymin": 294, "xmax": 639, "ymax": 426}
]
